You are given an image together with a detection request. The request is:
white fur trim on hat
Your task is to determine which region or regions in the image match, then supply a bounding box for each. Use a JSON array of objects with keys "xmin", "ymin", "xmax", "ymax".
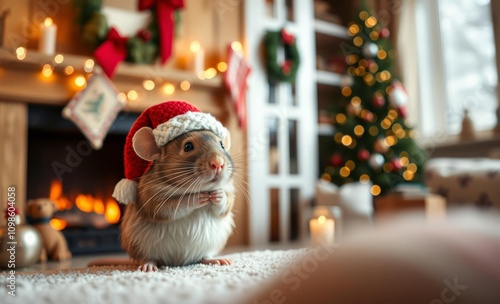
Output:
[
  {"xmin": 152, "ymin": 111, "xmax": 227, "ymax": 147},
  {"xmin": 112, "ymin": 178, "xmax": 137, "ymax": 205}
]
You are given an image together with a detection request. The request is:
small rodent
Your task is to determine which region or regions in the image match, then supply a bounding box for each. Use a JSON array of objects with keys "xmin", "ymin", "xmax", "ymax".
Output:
[{"xmin": 120, "ymin": 128, "xmax": 235, "ymax": 272}]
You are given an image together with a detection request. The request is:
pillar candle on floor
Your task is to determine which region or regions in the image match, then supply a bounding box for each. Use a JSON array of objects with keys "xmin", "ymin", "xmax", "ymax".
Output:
[{"xmin": 310, "ymin": 215, "xmax": 334, "ymax": 247}]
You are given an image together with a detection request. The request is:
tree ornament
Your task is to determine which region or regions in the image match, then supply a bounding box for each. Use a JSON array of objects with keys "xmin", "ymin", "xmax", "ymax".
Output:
[
  {"xmin": 368, "ymin": 153, "xmax": 384, "ymax": 170},
  {"xmin": 379, "ymin": 28, "xmax": 390, "ymax": 39},
  {"xmin": 389, "ymin": 81, "xmax": 409, "ymax": 118},
  {"xmin": 357, "ymin": 149, "xmax": 370, "ymax": 161},
  {"xmin": 373, "ymin": 137, "xmax": 389, "ymax": 153},
  {"xmin": 391, "ymin": 158, "xmax": 403, "ymax": 172},
  {"xmin": 0, "ymin": 207, "xmax": 43, "ymax": 268},
  {"xmin": 362, "ymin": 42, "xmax": 379, "ymax": 57},
  {"xmin": 372, "ymin": 94, "xmax": 385, "ymax": 108},
  {"xmin": 264, "ymin": 28, "xmax": 300, "ymax": 83},
  {"xmin": 330, "ymin": 154, "xmax": 343, "ymax": 167}
]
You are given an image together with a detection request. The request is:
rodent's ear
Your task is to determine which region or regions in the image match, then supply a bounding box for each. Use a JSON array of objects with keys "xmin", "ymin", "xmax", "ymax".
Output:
[
  {"xmin": 223, "ymin": 128, "xmax": 231, "ymax": 151},
  {"xmin": 133, "ymin": 127, "xmax": 161, "ymax": 161}
]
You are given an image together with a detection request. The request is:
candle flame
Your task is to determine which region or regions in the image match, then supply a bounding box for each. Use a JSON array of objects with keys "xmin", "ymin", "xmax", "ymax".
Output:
[
  {"xmin": 318, "ymin": 215, "xmax": 326, "ymax": 224},
  {"xmin": 44, "ymin": 17, "xmax": 53, "ymax": 27}
]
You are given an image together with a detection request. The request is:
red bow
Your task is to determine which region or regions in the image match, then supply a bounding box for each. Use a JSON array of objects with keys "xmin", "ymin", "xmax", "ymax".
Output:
[
  {"xmin": 281, "ymin": 29, "xmax": 295, "ymax": 45},
  {"xmin": 139, "ymin": 0, "xmax": 185, "ymax": 64},
  {"xmin": 94, "ymin": 27, "xmax": 128, "ymax": 78}
]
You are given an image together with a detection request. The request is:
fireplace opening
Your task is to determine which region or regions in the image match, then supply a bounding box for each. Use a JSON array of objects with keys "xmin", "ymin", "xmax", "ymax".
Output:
[{"xmin": 27, "ymin": 104, "xmax": 139, "ymax": 255}]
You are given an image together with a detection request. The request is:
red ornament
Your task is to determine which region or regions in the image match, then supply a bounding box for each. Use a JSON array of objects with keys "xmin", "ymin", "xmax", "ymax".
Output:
[
  {"xmin": 380, "ymin": 28, "xmax": 391, "ymax": 39},
  {"xmin": 281, "ymin": 60, "xmax": 293, "ymax": 75},
  {"xmin": 330, "ymin": 154, "xmax": 343, "ymax": 167},
  {"xmin": 372, "ymin": 94, "xmax": 385, "ymax": 108},
  {"xmin": 357, "ymin": 149, "xmax": 370, "ymax": 161},
  {"xmin": 391, "ymin": 158, "xmax": 403, "ymax": 172}
]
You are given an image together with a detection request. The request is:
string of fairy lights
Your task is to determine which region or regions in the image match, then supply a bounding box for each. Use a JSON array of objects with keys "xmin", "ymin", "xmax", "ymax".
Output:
[{"xmin": 11, "ymin": 41, "xmax": 242, "ymax": 103}]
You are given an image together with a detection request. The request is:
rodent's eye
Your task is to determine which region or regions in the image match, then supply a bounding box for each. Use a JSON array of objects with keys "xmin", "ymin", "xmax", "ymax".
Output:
[
  {"xmin": 220, "ymin": 141, "xmax": 225, "ymax": 150},
  {"xmin": 184, "ymin": 142, "xmax": 194, "ymax": 152}
]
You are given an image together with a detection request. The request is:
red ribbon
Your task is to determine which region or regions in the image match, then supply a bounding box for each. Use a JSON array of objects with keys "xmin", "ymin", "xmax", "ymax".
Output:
[
  {"xmin": 94, "ymin": 27, "xmax": 128, "ymax": 78},
  {"xmin": 139, "ymin": 0, "xmax": 185, "ymax": 64},
  {"xmin": 281, "ymin": 29, "xmax": 295, "ymax": 45}
]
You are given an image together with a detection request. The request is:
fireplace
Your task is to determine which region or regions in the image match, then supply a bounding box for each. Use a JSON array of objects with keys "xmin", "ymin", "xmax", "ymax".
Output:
[{"xmin": 27, "ymin": 104, "xmax": 139, "ymax": 254}]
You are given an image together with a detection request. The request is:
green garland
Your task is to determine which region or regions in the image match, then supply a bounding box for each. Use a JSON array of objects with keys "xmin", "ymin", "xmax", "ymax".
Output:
[
  {"xmin": 264, "ymin": 29, "xmax": 300, "ymax": 83},
  {"xmin": 74, "ymin": 0, "xmax": 180, "ymax": 64}
]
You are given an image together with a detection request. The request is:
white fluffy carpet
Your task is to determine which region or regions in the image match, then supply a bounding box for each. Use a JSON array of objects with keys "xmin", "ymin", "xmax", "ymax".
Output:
[{"xmin": 1, "ymin": 249, "xmax": 308, "ymax": 304}]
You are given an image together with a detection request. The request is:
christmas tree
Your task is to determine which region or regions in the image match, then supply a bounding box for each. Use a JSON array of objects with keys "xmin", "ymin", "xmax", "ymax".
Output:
[{"xmin": 321, "ymin": 8, "xmax": 426, "ymax": 196}]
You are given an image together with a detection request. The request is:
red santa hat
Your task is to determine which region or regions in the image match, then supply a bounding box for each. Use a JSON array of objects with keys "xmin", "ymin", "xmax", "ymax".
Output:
[{"xmin": 112, "ymin": 100, "xmax": 227, "ymax": 205}]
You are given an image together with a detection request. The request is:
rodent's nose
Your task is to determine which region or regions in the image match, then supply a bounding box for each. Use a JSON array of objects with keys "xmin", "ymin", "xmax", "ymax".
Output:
[{"xmin": 210, "ymin": 155, "xmax": 225, "ymax": 175}]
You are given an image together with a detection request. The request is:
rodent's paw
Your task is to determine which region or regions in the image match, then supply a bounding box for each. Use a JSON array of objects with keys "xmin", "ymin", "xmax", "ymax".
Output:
[
  {"xmin": 138, "ymin": 262, "xmax": 158, "ymax": 272},
  {"xmin": 208, "ymin": 190, "xmax": 225, "ymax": 204},
  {"xmin": 198, "ymin": 193, "xmax": 212, "ymax": 206}
]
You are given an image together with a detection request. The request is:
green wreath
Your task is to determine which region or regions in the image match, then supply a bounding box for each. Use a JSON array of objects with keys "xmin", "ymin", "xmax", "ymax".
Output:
[
  {"xmin": 74, "ymin": 0, "xmax": 181, "ymax": 64},
  {"xmin": 264, "ymin": 29, "xmax": 300, "ymax": 83}
]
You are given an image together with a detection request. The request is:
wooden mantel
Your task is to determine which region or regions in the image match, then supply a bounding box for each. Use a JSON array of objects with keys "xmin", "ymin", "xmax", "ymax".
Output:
[{"xmin": 0, "ymin": 48, "xmax": 225, "ymax": 114}]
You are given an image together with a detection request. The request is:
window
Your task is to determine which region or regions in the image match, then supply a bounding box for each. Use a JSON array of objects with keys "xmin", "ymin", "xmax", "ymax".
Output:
[{"xmin": 407, "ymin": 0, "xmax": 498, "ymax": 138}]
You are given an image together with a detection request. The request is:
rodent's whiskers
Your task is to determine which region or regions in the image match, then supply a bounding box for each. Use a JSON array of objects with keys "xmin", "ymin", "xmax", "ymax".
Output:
[{"xmin": 136, "ymin": 172, "xmax": 194, "ymax": 216}]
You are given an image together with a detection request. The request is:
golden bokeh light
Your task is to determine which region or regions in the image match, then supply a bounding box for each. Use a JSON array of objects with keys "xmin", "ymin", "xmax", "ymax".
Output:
[
  {"xmin": 336, "ymin": 113, "xmax": 347, "ymax": 124},
  {"xmin": 340, "ymin": 166, "xmax": 351, "ymax": 177},
  {"xmin": 365, "ymin": 16, "xmax": 378, "ymax": 28},
  {"xmin": 353, "ymin": 36, "xmax": 364, "ymax": 47},
  {"xmin": 377, "ymin": 50, "xmax": 387, "ymax": 60},
  {"xmin": 142, "ymin": 79, "xmax": 155, "ymax": 91},
  {"xmin": 351, "ymin": 96, "xmax": 361, "ymax": 106},
  {"xmin": 217, "ymin": 61, "xmax": 228, "ymax": 72},
  {"xmin": 345, "ymin": 160, "xmax": 356, "ymax": 170},
  {"xmin": 342, "ymin": 86, "xmax": 352, "ymax": 97},
  {"xmin": 341, "ymin": 135, "xmax": 353, "ymax": 146},
  {"xmin": 348, "ymin": 24, "xmax": 360, "ymax": 36},
  {"xmin": 54, "ymin": 54, "xmax": 64, "ymax": 64},
  {"xmin": 180, "ymin": 80, "xmax": 191, "ymax": 91},
  {"xmin": 359, "ymin": 11, "xmax": 369, "ymax": 20},
  {"xmin": 399, "ymin": 156, "xmax": 409, "ymax": 167},
  {"xmin": 360, "ymin": 174, "xmax": 371, "ymax": 184},
  {"xmin": 354, "ymin": 125, "xmax": 365, "ymax": 136},
  {"xmin": 371, "ymin": 185, "xmax": 382, "ymax": 196}
]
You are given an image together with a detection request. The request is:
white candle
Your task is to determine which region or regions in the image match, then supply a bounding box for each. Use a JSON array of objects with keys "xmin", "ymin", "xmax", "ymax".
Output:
[
  {"xmin": 309, "ymin": 215, "xmax": 335, "ymax": 247},
  {"xmin": 189, "ymin": 41, "xmax": 204, "ymax": 74},
  {"xmin": 39, "ymin": 17, "xmax": 57, "ymax": 55}
]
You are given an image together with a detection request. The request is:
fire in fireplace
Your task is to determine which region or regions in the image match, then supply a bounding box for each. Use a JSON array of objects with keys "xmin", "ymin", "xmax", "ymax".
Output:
[
  {"xmin": 27, "ymin": 104, "xmax": 138, "ymax": 254},
  {"xmin": 48, "ymin": 180, "xmax": 121, "ymax": 231}
]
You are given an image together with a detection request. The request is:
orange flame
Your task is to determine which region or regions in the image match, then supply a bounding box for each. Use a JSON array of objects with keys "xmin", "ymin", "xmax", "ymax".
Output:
[
  {"xmin": 50, "ymin": 218, "xmax": 67, "ymax": 231},
  {"xmin": 47, "ymin": 180, "xmax": 121, "ymax": 227},
  {"xmin": 105, "ymin": 199, "xmax": 121, "ymax": 224},
  {"xmin": 49, "ymin": 180, "xmax": 72, "ymax": 210}
]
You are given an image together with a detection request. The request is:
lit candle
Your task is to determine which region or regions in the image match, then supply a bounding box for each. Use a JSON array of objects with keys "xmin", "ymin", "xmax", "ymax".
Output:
[
  {"xmin": 309, "ymin": 215, "xmax": 335, "ymax": 247},
  {"xmin": 39, "ymin": 17, "xmax": 57, "ymax": 55},
  {"xmin": 189, "ymin": 41, "xmax": 204, "ymax": 74}
]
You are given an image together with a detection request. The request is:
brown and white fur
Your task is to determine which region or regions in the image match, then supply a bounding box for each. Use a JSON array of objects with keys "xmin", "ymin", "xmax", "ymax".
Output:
[{"xmin": 120, "ymin": 128, "xmax": 235, "ymax": 272}]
